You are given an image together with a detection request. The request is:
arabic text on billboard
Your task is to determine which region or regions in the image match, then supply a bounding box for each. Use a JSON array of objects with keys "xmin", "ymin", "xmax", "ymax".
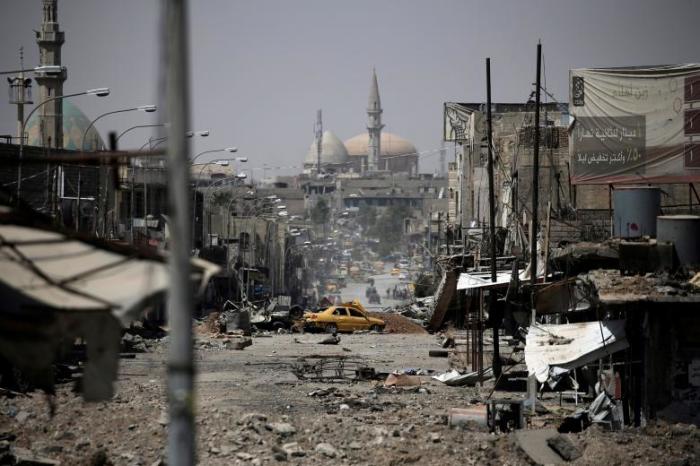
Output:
[{"xmin": 570, "ymin": 65, "xmax": 700, "ymax": 184}]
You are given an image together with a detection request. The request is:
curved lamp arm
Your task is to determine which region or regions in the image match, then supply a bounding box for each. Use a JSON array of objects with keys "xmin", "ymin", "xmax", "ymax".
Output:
[{"xmin": 82, "ymin": 105, "xmax": 156, "ymax": 152}]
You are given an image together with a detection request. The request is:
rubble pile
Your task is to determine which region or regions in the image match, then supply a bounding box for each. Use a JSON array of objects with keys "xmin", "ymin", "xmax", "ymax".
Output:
[
  {"xmin": 369, "ymin": 312, "xmax": 427, "ymax": 334},
  {"xmin": 120, "ymin": 322, "xmax": 168, "ymax": 353},
  {"xmin": 586, "ymin": 268, "xmax": 700, "ymax": 299}
]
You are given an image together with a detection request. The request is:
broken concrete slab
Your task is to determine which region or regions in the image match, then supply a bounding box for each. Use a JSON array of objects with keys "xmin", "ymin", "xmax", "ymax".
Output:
[
  {"xmin": 547, "ymin": 434, "xmax": 582, "ymax": 462},
  {"xmin": 8, "ymin": 447, "xmax": 61, "ymax": 466},
  {"xmin": 383, "ymin": 373, "xmax": 422, "ymax": 387},
  {"xmin": 514, "ymin": 429, "xmax": 565, "ymax": 465}
]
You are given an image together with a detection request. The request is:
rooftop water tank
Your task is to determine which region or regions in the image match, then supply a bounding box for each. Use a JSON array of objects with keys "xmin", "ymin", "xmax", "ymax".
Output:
[
  {"xmin": 657, "ymin": 215, "xmax": 700, "ymax": 267},
  {"xmin": 613, "ymin": 186, "xmax": 661, "ymax": 238}
]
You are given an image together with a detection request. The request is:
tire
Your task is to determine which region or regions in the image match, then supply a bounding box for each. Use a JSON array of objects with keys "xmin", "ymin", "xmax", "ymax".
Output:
[
  {"xmin": 289, "ymin": 306, "xmax": 303, "ymax": 320},
  {"xmin": 325, "ymin": 323, "xmax": 338, "ymax": 334},
  {"xmin": 272, "ymin": 321, "xmax": 286, "ymax": 331},
  {"xmin": 370, "ymin": 324, "xmax": 382, "ymax": 333}
]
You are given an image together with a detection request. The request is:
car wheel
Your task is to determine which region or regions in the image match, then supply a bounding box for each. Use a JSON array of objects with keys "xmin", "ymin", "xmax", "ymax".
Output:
[
  {"xmin": 370, "ymin": 324, "xmax": 382, "ymax": 333},
  {"xmin": 289, "ymin": 305, "xmax": 304, "ymax": 320},
  {"xmin": 325, "ymin": 323, "xmax": 338, "ymax": 334},
  {"xmin": 272, "ymin": 321, "xmax": 286, "ymax": 331}
]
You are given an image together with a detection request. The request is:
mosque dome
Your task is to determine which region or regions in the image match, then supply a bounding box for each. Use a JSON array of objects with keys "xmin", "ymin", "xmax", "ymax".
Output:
[
  {"xmin": 304, "ymin": 130, "xmax": 349, "ymax": 167},
  {"xmin": 25, "ymin": 100, "xmax": 105, "ymax": 151},
  {"xmin": 344, "ymin": 132, "xmax": 417, "ymax": 159}
]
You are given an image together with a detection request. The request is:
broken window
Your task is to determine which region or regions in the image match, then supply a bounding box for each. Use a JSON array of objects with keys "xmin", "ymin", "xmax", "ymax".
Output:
[{"xmin": 239, "ymin": 232, "xmax": 250, "ymax": 251}]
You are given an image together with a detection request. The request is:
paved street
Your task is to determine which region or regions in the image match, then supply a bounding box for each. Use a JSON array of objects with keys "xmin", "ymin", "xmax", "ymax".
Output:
[{"xmin": 340, "ymin": 270, "xmax": 412, "ymax": 311}]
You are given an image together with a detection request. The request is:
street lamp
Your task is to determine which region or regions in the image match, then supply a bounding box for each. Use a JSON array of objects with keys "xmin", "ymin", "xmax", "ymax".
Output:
[
  {"xmin": 82, "ymin": 105, "xmax": 157, "ymax": 152},
  {"xmin": 196, "ymin": 173, "xmax": 248, "ymax": 248},
  {"xmin": 191, "ymin": 147, "xmax": 238, "ymax": 164},
  {"xmin": 191, "ymin": 151, "xmax": 245, "ymax": 248},
  {"xmin": 0, "ymin": 65, "xmax": 64, "ymax": 76},
  {"xmin": 16, "ymin": 87, "xmax": 110, "ymax": 201},
  {"xmin": 143, "ymin": 129, "xmax": 209, "ymax": 151},
  {"xmin": 77, "ymin": 104, "xmax": 156, "ymax": 234},
  {"xmin": 116, "ymin": 124, "xmax": 166, "ymax": 145}
]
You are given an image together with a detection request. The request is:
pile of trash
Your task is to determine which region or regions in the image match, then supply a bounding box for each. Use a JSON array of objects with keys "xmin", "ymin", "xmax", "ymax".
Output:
[
  {"xmin": 559, "ymin": 390, "xmax": 623, "ymax": 433},
  {"xmin": 432, "ymin": 368, "xmax": 494, "ymax": 387},
  {"xmin": 120, "ymin": 321, "xmax": 167, "ymax": 353},
  {"xmin": 390, "ymin": 296, "xmax": 434, "ymax": 321}
]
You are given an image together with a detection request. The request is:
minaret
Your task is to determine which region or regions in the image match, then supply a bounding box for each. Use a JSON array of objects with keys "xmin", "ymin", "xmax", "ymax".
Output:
[
  {"xmin": 366, "ymin": 68, "xmax": 384, "ymax": 172},
  {"xmin": 34, "ymin": 0, "xmax": 67, "ymax": 148},
  {"xmin": 315, "ymin": 109, "xmax": 323, "ymax": 175}
]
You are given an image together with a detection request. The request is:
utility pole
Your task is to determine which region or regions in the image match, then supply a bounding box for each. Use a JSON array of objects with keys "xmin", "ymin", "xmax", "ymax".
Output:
[
  {"xmin": 427, "ymin": 209, "xmax": 432, "ymax": 267},
  {"xmin": 527, "ymin": 41, "xmax": 542, "ymax": 415},
  {"xmin": 486, "ymin": 58, "xmax": 501, "ymax": 378},
  {"xmin": 437, "ymin": 212, "xmax": 442, "ymax": 256},
  {"xmin": 164, "ymin": 0, "xmax": 195, "ymax": 464}
]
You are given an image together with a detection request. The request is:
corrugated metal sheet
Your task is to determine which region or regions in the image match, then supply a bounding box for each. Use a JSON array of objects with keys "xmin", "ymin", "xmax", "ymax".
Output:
[
  {"xmin": 525, "ymin": 320, "xmax": 628, "ymax": 383},
  {"xmin": 0, "ymin": 208, "xmax": 219, "ymax": 400}
]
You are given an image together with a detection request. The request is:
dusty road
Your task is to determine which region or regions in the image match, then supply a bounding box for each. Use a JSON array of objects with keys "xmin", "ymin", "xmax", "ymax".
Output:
[
  {"xmin": 2, "ymin": 330, "xmax": 698, "ymax": 465},
  {"xmin": 340, "ymin": 271, "xmax": 412, "ymax": 311}
]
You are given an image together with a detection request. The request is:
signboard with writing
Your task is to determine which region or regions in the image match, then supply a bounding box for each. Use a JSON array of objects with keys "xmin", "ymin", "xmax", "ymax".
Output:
[{"xmin": 570, "ymin": 65, "xmax": 700, "ymax": 184}]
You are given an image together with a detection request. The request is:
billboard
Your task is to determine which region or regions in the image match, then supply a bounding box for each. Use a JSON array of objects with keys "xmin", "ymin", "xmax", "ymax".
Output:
[
  {"xmin": 570, "ymin": 64, "xmax": 700, "ymax": 184},
  {"xmin": 443, "ymin": 102, "xmax": 482, "ymax": 145}
]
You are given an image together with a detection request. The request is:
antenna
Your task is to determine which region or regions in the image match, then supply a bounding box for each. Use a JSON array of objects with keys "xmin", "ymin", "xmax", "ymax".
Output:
[
  {"xmin": 315, "ymin": 109, "xmax": 322, "ymax": 175},
  {"xmin": 439, "ymin": 139, "xmax": 446, "ymax": 176}
]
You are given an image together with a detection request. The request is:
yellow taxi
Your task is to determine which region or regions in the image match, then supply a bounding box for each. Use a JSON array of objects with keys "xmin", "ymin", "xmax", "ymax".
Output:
[
  {"xmin": 303, "ymin": 300, "xmax": 385, "ymax": 333},
  {"xmin": 390, "ymin": 268, "xmax": 401, "ymax": 276}
]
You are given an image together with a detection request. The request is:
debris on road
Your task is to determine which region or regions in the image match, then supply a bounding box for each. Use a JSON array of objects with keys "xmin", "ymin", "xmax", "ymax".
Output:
[
  {"xmin": 369, "ymin": 312, "xmax": 427, "ymax": 334},
  {"xmin": 383, "ymin": 373, "xmax": 422, "ymax": 387},
  {"xmin": 318, "ymin": 334, "xmax": 341, "ymax": 345},
  {"xmin": 433, "ymin": 367, "xmax": 493, "ymax": 386}
]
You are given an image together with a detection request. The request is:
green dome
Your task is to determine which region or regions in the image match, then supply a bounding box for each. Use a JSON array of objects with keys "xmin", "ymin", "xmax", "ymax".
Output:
[{"xmin": 25, "ymin": 100, "xmax": 105, "ymax": 151}]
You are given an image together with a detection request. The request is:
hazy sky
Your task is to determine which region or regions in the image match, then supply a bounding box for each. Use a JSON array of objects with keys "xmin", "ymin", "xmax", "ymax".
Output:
[{"xmin": 1, "ymin": 0, "xmax": 699, "ymax": 176}]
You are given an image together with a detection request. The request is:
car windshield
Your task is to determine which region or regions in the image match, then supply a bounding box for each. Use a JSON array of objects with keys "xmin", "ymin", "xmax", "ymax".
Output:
[{"xmin": 348, "ymin": 309, "xmax": 365, "ymax": 318}]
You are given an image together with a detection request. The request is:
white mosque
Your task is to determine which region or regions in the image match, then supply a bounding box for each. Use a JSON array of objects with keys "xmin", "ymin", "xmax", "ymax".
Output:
[{"xmin": 303, "ymin": 70, "xmax": 419, "ymax": 176}]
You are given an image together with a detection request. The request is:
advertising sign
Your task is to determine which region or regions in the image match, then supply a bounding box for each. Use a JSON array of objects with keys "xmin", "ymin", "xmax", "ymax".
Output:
[{"xmin": 570, "ymin": 65, "xmax": 700, "ymax": 184}]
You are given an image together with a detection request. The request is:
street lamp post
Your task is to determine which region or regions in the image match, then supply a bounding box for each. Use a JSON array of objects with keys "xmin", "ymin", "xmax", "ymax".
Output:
[
  {"xmin": 144, "ymin": 129, "xmax": 209, "ymax": 151},
  {"xmin": 81, "ymin": 105, "xmax": 156, "ymax": 152},
  {"xmin": 116, "ymin": 123, "xmax": 166, "ymax": 145},
  {"xmin": 80, "ymin": 105, "xmax": 156, "ymax": 234},
  {"xmin": 191, "ymin": 150, "xmax": 245, "ymax": 249},
  {"xmin": 16, "ymin": 87, "xmax": 109, "ymax": 203},
  {"xmin": 129, "ymin": 129, "xmax": 209, "ymax": 244},
  {"xmin": 199, "ymin": 173, "xmax": 247, "ymax": 248}
]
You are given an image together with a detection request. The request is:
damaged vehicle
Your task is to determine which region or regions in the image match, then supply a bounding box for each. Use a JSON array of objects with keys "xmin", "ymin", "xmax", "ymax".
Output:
[
  {"xmin": 222, "ymin": 296, "xmax": 304, "ymax": 332},
  {"xmin": 303, "ymin": 300, "xmax": 385, "ymax": 333}
]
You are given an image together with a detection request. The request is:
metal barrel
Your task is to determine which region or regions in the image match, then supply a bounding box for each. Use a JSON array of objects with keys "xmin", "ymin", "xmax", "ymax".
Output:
[
  {"xmin": 613, "ymin": 186, "xmax": 661, "ymax": 238},
  {"xmin": 657, "ymin": 215, "xmax": 700, "ymax": 266}
]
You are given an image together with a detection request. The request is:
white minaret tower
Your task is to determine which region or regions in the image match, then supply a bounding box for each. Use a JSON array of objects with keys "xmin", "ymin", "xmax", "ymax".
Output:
[
  {"xmin": 34, "ymin": 0, "xmax": 67, "ymax": 148},
  {"xmin": 366, "ymin": 68, "xmax": 384, "ymax": 172},
  {"xmin": 315, "ymin": 109, "xmax": 323, "ymax": 175}
]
